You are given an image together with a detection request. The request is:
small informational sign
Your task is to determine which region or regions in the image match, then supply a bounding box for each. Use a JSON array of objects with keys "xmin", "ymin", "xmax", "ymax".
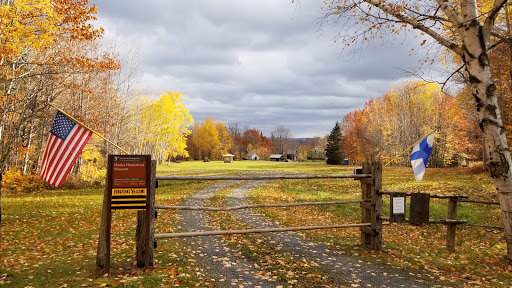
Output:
[
  {"xmin": 389, "ymin": 192, "xmax": 406, "ymax": 223},
  {"xmin": 109, "ymin": 155, "xmax": 150, "ymax": 211},
  {"xmin": 112, "ymin": 155, "xmax": 147, "ymax": 188},
  {"xmin": 392, "ymin": 197, "xmax": 405, "ymax": 214}
]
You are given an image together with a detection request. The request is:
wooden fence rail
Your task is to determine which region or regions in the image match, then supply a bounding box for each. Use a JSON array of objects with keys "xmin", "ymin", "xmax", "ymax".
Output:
[
  {"xmin": 456, "ymin": 199, "xmax": 500, "ymax": 205},
  {"xmin": 155, "ymin": 174, "xmax": 371, "ymax": 181},
  {"xmin": 154, "ymin": 223, "xmax": 372, "ymax": 239},
  {"xmin": 380, "ymin": 216, "xmax": 467, "ymax": 225},
  {"xmin": 155, "ymin": 200, "xmax": 366, "ymax": 211},
  {"xmin": 379, "ymin": 191, "xmax": 468, "ymax": 199}
]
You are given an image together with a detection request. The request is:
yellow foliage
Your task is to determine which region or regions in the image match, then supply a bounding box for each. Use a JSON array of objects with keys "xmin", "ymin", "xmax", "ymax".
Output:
[
  {"xmin": 2, "ymin": 167, "xmax": 45, "ymax": 193},
  {"xmin": 130, "ymin": 91, "xmax": 193, "ymax": 162},
  {"xmin": 0, "ymin": 0, "xmax": 60, "ymax": 61},
  {"xmin": 343, "ymin": 81, "xmax": 466, "ymax": 167}
]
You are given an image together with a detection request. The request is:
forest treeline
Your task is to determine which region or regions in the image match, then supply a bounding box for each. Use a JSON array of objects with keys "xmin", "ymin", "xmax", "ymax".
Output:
[{"xmin": 341, "ymin": 42, "xmax": 512, "ymax": 167}]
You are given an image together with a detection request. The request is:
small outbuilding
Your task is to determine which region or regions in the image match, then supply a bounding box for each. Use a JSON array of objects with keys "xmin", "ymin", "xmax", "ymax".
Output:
[
  {"xmin": 286, "ymin": 150, "xmax": 298, "ymax": 161},
  {"xmin": 223, "ymin": 154, "xmax": 235, "ymax": 163},
  {"xmin": 245, "ymin": 152, "xmax": 260, "ymax": 161},
  {"xmin": 270, "ymin": 154, "xmax": 285, "ymax": 162}
]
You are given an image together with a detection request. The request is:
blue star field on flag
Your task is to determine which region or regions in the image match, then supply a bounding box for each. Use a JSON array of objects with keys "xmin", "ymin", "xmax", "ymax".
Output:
[{"xmin": 50, "ymin": 111, "xmax": 76, "ymax": 140}]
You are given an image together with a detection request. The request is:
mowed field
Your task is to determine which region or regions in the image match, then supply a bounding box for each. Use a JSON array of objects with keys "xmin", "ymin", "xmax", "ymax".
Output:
[{"xmin": 0, "ymin": 161, "xmax": 509, "ymax": 287}]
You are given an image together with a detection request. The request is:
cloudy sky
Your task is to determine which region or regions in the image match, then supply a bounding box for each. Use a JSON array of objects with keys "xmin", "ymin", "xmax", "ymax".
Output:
[{"xmin": 92, "ymin": 0, "xmax": 441, "ymax": 138}]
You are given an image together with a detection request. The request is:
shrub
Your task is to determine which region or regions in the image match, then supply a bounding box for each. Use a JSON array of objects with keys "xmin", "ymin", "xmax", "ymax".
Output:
[{"xmin": 2, "ymin": 168, "xmax": 45, "ymax": 193}]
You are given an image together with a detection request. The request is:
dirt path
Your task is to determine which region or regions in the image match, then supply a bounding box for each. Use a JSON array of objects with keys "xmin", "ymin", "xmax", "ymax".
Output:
[{"xmin": 178, "ymin": 180, "xmax": 453, "ymax": 288}]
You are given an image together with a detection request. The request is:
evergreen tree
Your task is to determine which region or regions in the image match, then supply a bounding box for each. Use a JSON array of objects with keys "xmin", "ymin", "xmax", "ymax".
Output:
[{"xmin": 326, "ymin": 122, "xmax": 344, "ymax": 165}]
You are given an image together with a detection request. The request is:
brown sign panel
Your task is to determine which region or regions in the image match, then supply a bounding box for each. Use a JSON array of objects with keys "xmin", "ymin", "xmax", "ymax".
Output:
[
  {"xmin": 109, "ymin": 155, "xmax": 150, "ymax": 211},
  {"xmin": 112, "ymin": 155, "xmax": 148, "ymax": 188}
]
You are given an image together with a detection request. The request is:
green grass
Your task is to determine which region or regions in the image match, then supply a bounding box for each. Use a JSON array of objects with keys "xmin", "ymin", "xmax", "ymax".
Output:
[
  {"xmin": 157, "ymin": 160, "xmax": 354, "ymax": 175},
  {"xmin": 0, "ymin": 179, "xmax": 212, "ymax": 287},
  {"xmin": 0, "ymin": 161, "xmax": 509, "ymax": 287}
]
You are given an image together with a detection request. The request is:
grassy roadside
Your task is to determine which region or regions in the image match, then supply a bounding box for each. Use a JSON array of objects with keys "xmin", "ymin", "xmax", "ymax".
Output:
[{"xmin": 0, "ymin": 180, "xmax": 213, "ymax": 287}]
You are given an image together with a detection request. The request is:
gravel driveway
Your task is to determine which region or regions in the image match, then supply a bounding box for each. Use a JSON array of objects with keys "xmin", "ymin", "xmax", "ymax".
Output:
[{"xmin": 178, "ymin": 180, "xmax": 454, "ymax": 288}]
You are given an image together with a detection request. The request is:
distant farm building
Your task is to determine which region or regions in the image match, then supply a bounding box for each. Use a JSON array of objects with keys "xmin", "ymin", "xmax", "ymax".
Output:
[
  {"xmin": 286, "ymin": 150, "xmax": 298, "ymax": 161},
  {"xmin": 270, "ymin": 154, "xmax": 285, "ymax": 161},
  {"xmin": 245, "ymin": 152, "xmax": 260, "ymax": 160},
  {"xmin": 223, "ymin": 154, "xmax": 235, "ymax": 163}
]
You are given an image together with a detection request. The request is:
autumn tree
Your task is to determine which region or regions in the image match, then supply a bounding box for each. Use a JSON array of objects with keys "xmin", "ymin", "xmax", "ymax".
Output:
[
  {"xmin": 124, "ymin": 91, "xmax": 192, "ymax": 163},
  {"xmin": 257, "ymin": 135, "xmax": 275, "ymax": 160},
  {"xmin": 215, "ymin": 122, "xmax": 231, "ymax": 159},
  {"xmin": 322, "ymin": 0, "xmax": 512, "ymax": 258},
  {"xmin": 456, "ymin": 85, "xmax": 487, "ymax": 164},
  {"xmin": 0, "ymin": 0, "xmax": 118, "ymax": 173},
  {"xmin": 0, "ymin": 0, "xmax": 120, "ymax": 224},
  {"xmin": 151, "ymin": 91, "xmax": 193, "ymax": 162},
  {"xmin": 341, "ymin": 109, "xmax": 365, "ymax": 162},
  {"xmin": 186, "ymin": 123, "xmax": 202, "ymax": 160},
  {"xmin": 242, "ymin": 128, "xmax": 262, "ymax": 154},
  {"xmin": 341, "ymin": 81, "xmax": 467, "ymax": 166},
  {"xmin": 187, "ymin": 117, "xmax": 221, "ymax": 160},
  {"xmin": 326, "ymin": 122, "xmax": 344, "ymax": 165}
]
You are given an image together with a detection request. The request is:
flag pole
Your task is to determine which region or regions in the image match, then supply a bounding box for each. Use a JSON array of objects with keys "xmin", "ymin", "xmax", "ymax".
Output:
[
  {"xmin": 49, "ymin": 103, "xmax": 130, "ymax": 155},
  {"xmin": 384, "ymin": 132, "xmax": 435, "ymax": 167}
]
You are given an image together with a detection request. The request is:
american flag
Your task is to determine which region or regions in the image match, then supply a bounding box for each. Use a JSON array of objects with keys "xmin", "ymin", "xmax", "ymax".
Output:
[{"xmin": 40, "ymin": 111, "xmax": 93, "ymax": 187}]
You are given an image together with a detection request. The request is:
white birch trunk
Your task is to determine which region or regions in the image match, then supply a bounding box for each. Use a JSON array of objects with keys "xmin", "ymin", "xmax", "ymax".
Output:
[{"xmin": 460, "ymin": 1, "xmax": 512, "ymax": 259}]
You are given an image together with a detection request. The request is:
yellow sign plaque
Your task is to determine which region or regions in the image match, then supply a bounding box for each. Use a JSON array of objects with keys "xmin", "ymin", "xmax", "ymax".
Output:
[{"xmin": 111, "ymin": 188, "xmax": 147, "ymax": 210}]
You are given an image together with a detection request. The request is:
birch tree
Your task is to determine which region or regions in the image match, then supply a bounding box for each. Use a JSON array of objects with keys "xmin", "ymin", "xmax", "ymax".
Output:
[{"xmin": 321, "ymin": 0, "xmax": 512, "ymax": 259}]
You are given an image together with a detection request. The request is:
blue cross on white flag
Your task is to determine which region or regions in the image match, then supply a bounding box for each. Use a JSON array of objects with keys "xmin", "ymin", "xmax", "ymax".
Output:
[{"xmin": 410, "ymin": 133, "xmax": 435, "ymax": 182}]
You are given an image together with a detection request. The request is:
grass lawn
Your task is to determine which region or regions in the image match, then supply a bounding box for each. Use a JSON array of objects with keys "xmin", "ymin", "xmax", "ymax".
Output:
[{"xmin": 0, "ymin": 160, "xmax": 510, "ymax": 287}]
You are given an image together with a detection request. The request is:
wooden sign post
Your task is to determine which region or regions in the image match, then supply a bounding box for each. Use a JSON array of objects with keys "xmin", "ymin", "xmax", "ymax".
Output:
[{"xmin": 96, "ymin": 155, "xmax": 152, "ymax": 273}]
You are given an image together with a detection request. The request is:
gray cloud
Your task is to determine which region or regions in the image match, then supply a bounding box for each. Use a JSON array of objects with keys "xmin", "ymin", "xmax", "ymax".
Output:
[{"xmin": 94, "ymin": 0, "xmax": 438, "ymax": 137}]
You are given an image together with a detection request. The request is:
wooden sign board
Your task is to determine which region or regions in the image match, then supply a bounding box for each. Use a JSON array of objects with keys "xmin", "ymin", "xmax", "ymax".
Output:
[{"xmin": 109, "ymin": 155, "xmax": 150, "ymax": 211}]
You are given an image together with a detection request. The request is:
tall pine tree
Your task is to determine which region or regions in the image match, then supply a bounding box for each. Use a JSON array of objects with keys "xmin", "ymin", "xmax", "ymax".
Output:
[{"xmin": 326, "ymin": 122, "xmax": 344, "ymax": 165}]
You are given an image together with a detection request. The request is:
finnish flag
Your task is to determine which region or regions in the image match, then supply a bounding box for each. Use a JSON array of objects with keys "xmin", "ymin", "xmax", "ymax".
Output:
[{"xmin": 410, "ymin": 133, "xmax": 435, "ymax": 182}]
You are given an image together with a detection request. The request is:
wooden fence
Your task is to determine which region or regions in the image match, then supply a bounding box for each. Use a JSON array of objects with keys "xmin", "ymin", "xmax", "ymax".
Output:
[
  {"xmin": 378, "ymin": 191, "xmax": 502, "ymax": 252},
  {"xmin": 133, "ymin": 162, "xmax": 383, "ymax": 267},
  {"xmin": 97, "ymin": 159, "xmax": 502, "ymax": 270}
]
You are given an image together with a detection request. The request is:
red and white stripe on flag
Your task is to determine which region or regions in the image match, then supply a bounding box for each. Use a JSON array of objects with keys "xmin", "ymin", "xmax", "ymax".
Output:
[{"xmin": 40, "ymin": 111, "xmax": 92, "ymax": 187}]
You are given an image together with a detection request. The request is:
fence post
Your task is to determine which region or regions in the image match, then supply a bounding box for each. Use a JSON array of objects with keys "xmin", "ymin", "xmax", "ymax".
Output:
[
  {"xmin": 446, "ymin": 198, "xmax": 458, "ymax": 252},
  {"xmin": 371, "ymin": 162, "xmax": 382, "ymax": 250},
  {"xmin": 136, "ymin": 160, "xmax": 156, "ymax": 267},
  {"xmin": 96, "ymin": 156, "xmax": 113, "ymax": 270},
  {"xmin": 359, "ymin": 162, "xmax": 382, "ymax": 250}
]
